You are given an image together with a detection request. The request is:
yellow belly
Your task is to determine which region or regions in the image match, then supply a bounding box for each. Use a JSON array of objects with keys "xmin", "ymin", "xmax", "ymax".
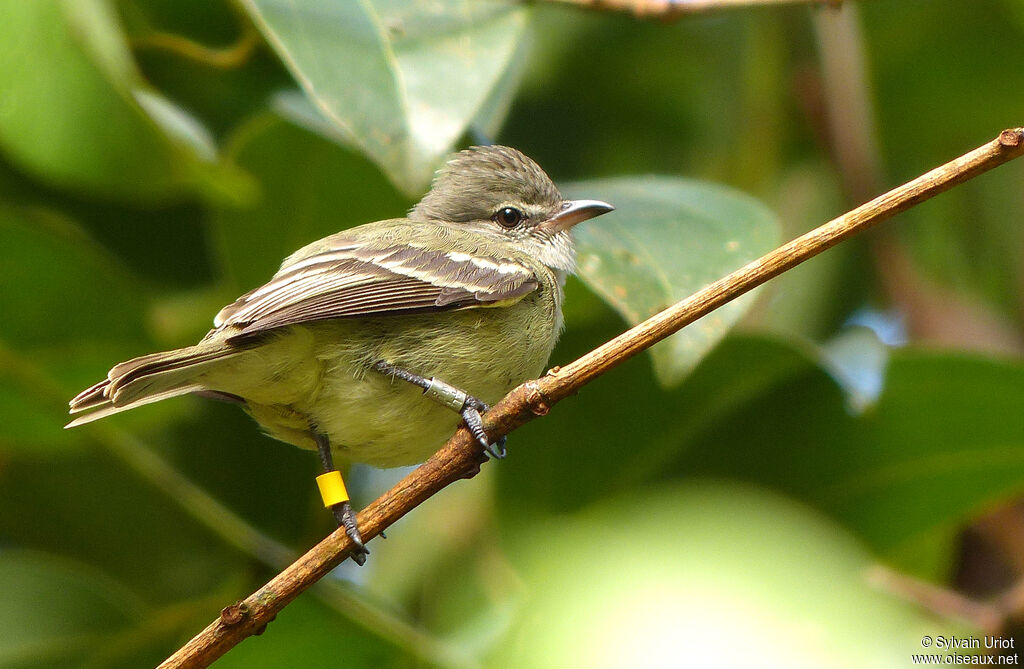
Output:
[{"xmin": 204, "ymin": 291, "xmax": 560, "ymax": 468}]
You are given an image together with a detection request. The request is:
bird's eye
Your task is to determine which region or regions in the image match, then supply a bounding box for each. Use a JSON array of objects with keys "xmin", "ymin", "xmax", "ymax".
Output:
[{"xmin": 492, "ymin": 206, "xmax": 524, "ymax": 228}]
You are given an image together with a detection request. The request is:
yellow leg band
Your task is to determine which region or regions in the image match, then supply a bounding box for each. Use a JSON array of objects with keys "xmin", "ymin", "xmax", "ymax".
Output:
[{"xmin": 316, "ymin": 471, "xmax": 349, "ymax": 507}]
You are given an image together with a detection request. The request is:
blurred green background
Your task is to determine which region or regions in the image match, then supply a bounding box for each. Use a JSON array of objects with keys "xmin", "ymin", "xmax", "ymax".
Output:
[{"xmin": 1, "ymin": 0, "xmax": 1023, "ymax": 667}]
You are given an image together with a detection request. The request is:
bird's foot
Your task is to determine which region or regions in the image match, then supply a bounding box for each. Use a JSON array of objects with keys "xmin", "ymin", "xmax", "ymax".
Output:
[
  {"xmin": 460, "ymin": 398, "xmax": 506, "ymax": 459},
  {"xmin": 313, "ymin": 430, "xmax": 368, "ymax": 566},
  {"xmin": 372, "ymin": 360, "xmax": 507, "ymax": 459},
  {"xmin": 332, "ymin": 501, "xmax": 369, "ymax": 566}
]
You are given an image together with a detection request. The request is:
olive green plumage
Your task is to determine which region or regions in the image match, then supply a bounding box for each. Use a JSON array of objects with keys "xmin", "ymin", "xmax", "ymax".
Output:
[{"xmin": 67, "ymin": 145, "xmax": 613, "ymax": 468}]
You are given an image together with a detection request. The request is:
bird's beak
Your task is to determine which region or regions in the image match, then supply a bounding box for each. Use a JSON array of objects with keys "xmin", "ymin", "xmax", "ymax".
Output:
[{"xmin": 541, "ymin": 199, "xmax": 615, "ymax": 234}]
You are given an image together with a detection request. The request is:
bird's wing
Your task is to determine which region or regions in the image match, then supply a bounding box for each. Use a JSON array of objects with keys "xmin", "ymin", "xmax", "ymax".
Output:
[{"xmin": 213, "ymin": 235, "xmax": 539, "ymax": 340}]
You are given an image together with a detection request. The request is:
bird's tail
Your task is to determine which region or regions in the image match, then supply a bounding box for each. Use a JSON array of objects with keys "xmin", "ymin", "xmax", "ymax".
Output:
[{"xmin": 66, "ymin": 343, "xmax": 241, "ymax": 428}]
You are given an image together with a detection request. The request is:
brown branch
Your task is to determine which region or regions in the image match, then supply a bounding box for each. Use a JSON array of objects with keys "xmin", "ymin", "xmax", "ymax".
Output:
[
  {"xmin": 159, "ymin": 128, "xmax": 1024, "ymax": 669},
  {"xmin": 542, "ymin": 0, "xmax": 841, "ymax": 20}
]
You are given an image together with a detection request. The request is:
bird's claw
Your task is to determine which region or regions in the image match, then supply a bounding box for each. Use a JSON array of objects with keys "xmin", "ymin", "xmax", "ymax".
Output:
[
  {"xmin": 333, "ymin": 502, "xmax": 369, "ymax": 566},
  {"xmin": 461, "ymin": 402, "xmax": 505, "ymax": 459}
]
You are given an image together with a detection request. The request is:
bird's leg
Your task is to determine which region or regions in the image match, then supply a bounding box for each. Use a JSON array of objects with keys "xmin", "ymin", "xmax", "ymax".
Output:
[
  {"xmin": 313, "ymin": 431, "xmax": 368, "ymax": 565},
  {"xmin": 372, "ymin": 360, "xmax": 507, "ymax": 459}
]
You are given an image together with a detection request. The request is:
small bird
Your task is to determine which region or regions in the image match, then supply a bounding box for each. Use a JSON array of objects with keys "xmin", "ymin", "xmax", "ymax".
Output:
[{"xmin": 67, "ymin": 145, "xmax": 613, "ymax": 562}]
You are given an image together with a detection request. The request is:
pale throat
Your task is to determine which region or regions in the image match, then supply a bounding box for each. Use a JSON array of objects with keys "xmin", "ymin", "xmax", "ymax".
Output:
[{"xmin": 526, "ymin": 230, "xmax": 577, "ymax": 275}]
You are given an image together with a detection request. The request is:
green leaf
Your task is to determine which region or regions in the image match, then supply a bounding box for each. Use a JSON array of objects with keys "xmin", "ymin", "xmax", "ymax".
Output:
[
  {"xmin": 0, "ymin": 205, "xmax": 157, "ymax": 452},
  {"xmin": 565, "ymin": 177, "xmax": 780, "ymax": 386},
  {"xmin": 0, "ymin": 550, "xmax": 145, "ymax": 669},
  {"xmin": 134, "ymin": 89, "xmax": 217, "ymax": 162},
  {"xmin": 0, "ymin": 0, "xmax": 246, "ymax": 204},
  {"xmin": 0, "ymin": 344, "xmax": 141, "ymax": 454},
  {"xmin": 494, "ymin": 326, "xmax": 809, "ymax": 518},
  {"xmin": 492, "ymin": 483, "xmax": 957, "ymax": 669},
  {"xmin": 210, "ymin": 115, "xmax": 408, "ymax": 292},
  {"xmin": 0, "ymin": 206, "xmax": 147, "ymax": 347},
  {"xmin": 863, "ymin": 0, "xmax": 1024, "ymax": 319},
  {"xmin": 0, "ymin": 450, "xmax": 248, "ymax": 604},
  {"xmin": 238, "ymin": 0, "xmax": 530, "ymax": 195},
  {"xmin": 501, "ymin": 327, "xmax": 1024, "ymax": 579},
  {"xmin": 0, "ymin": 0, "xmax": 173, "ymax": 201},
  {"xmin": 664, "ymin": 338, "xmax": 1024, "ymax": 578},
  {"xmin": 745, "ymin": 162, "xmax": 871, "ymax": 340},
  {"xmin": 824, "ymin": 351, "xmax": 1024, "ymax": 570}
]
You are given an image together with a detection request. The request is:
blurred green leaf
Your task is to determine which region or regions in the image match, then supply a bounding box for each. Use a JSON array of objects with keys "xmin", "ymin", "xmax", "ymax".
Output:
[
  {"xmin": 0, "ymin": 382, "xmax": 68, "ymax": 453},
  {"xmin": 502, "ymin": 327, "xmax": 1024, "ymax": 578},
  {"xmin": 826, "ymin": 352, "xmax": 1024, "ymax": 571},
  {"xmin": 161, "ymin": 400, "xmax": 324, "ymax": 547},
  {"xmin": 748, "ymin": 161, "xmax": 872, "ymax": 340},
  {"xmin": 64, "ymin": 0, "xmax": 140, "ymax": 81},
  {"xmin": 667, "ymin": 341, "xmax": 1024, "ymax": 578},
  {"xmin": 566, "ymin": 177, "xmax": 780, "ymax": 386},
  {"xmin": 0, "ymin": 344, "xmax": 145, "ymax": 453},
  {"xmin": 360, "ymin": 471, "xmax": 513, "ymax": 653},
  {"xmin": 0, "ymin": 201, "xmax": 194, "ymax": 454},
  {"xmin": 120, "ymin": 0, "xmax": 246, "ymax": 46},
  {"xmin": 123, "ymin": 0, "xmax": 296, "ymax": 140},
  {"xmin": 0, "ymin": 0, "xmax": 224, "ymax": 202},
  {"xmin": 0, "ymin": 152, "xmax": 221, "ymax": 287},
  {"xmin": 862, "ymin": 0, "xmax": 1024, "ymax": 321},
  {"xmin": 0, "ymin": 450, "xmax": 246, "ymax": 603},
  {"xmin": 210, "ymin": 115, "xmax": 409, "ymax": 291},
  {"xmin": 0, "ymin": 206, "xmax": 147, "ymax": 347},
  {"xmin": 238, "ymin": 0, "xmax": 529, "ymax": 195},
  {"xmin": 492, "ymin": 482, "xmax": 954, "ymax": 669},
  {"xmin": 503, "ymin": 7, "xmax": 756, "ymax": 183},
  {"xmin": 134, "ymin": 89, "xmax": 218, "ymax": 161},
  {"xmin": 0, "ymin": 550, "xmax": 145, "ymax": 669},
  {"xmin": 495, "ymin": 330, "xmax": 812, "ymax": 517},
  {"xmin": 469, "ymin": 33, "xmax": 530, "ymax": 143}
]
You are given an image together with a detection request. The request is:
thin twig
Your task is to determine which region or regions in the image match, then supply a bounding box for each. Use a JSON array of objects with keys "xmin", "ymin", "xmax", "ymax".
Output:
[
  {"xmin": 812, "ymin": 2, "xmax": 884, "ymax": 203},
  {"xmin": 159, "ymin": 128, "xmax": 1024, "ymax": 669},
  {"xmin": 866, "ymin": 565, "xmax": 1003, "ymax": 633},
  {"xmin": 130, "ymin": 2, "xmax": 260, "ymax": 69},
  {"xmin": 131, "ymin": 28, "xmax": 260, "ymax": 69},
  {"xmin": 542, "ymin": 0, "xmax": 841, "ymax": 20},
  {"xmin": 131, "ymin": 28, "xmax": 259, "ymax": 69}
]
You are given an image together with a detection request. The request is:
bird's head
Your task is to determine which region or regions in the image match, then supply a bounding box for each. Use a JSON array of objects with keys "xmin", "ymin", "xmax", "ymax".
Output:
[{"xmin": 410, "ymin": 145, "xmax": 614, "ymax": 273}]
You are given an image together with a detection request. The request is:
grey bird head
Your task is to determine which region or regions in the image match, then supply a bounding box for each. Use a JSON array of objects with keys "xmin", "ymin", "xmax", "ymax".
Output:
[{"xmin": 410, "ymin": 145, "xmax": 614, "ymax": 273}]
